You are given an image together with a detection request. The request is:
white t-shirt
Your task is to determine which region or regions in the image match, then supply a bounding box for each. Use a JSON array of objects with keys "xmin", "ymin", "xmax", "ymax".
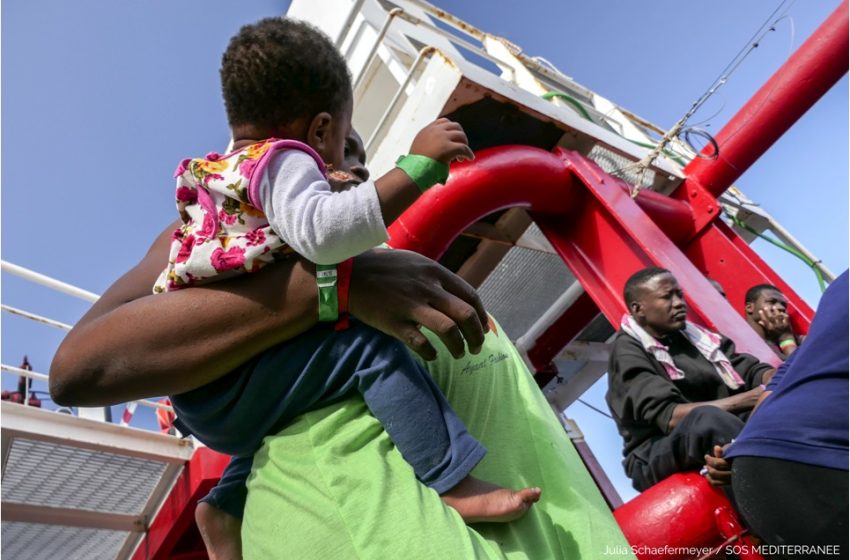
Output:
[{"xmin": 258, "ymin": 150, "xmax": 389, "ymax": 265}]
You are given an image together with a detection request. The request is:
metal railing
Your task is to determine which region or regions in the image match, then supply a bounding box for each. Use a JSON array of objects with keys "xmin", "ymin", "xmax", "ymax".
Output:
[
  {"xmin": 1, "ymin": 260, "xmax": 175, "ymax": 422},
  {"xmin": 342, "ymin": 0, "xmax": 690, "ymax": 174}
]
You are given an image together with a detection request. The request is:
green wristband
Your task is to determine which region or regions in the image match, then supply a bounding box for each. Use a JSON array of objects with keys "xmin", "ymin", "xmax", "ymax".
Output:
[
  {"xmin": 316, "ymin": 263, "xmax": 339, "ymax": 322},
  {"xmin": 395, "ymin": 154, "xmax": 449, "ymax": 192}
]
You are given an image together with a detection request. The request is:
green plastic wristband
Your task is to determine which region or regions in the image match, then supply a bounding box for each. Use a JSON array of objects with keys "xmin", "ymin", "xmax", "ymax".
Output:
[
  {"xmin": 316, "ymin": 264, "xmax": 339, "ymax": 322},
  {"xmin": 395, "ymin": 154, "xmax": 449, "ymax": 192}
]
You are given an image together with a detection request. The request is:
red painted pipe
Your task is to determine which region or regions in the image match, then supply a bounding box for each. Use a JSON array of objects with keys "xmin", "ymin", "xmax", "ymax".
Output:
[
  {"xmin": 388, "ymin": 145, "xmax": 580, "ymax": 258},
  {"xmin": 681, "ymin": 1, "xmax": 849, "ymax": 198},
  {"xmin": 625, "ymin": 186, "xmax": 695, "ymax": 244},
  {"xmin": 389, "ymin": 145, "xmax": 698, "ymax": 257},
  {"xmin": 614, "ymin": 473, "xmax": 765, "ymax": 560}
]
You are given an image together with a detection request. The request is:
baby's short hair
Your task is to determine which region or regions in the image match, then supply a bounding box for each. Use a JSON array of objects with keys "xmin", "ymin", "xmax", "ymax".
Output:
[{"xmin": 221, "ymin": 17, "xmax": 352, "ymax": 129}]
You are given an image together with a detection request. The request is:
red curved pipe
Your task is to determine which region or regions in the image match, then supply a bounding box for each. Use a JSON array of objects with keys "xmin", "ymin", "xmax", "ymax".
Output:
[
  {"xmin": 388, "ymin": 145, "xmax": 696, "ymax": 257},
  {"xmin": 621, "ymin": 185, "xmax": 695, "ymax": 244},
  {"xmin": 388, "ymin": 145, "xmax": 581, "ymax": 258}
]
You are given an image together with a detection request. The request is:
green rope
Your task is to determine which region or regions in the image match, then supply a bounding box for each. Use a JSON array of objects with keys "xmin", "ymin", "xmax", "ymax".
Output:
[
  {"xmin": 541, "ymin": 90, "xmax": 593, "ymax": 121},
  {"xmin": 728, "ymin": 212, "xmax": 827, "ymax": 292}
]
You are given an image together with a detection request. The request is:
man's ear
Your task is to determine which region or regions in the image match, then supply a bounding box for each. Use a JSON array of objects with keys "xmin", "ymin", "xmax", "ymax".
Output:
[
  {"xmin": 629, "ymin": 301, "xmax": 642, "ymax": 317},
  {"xmin": 745, "ymin": 301, "xmax": 755, "ymax": 315},
  {"xmin": 306, "ymin": 112, "xmax": 334, "ymax": 158}
]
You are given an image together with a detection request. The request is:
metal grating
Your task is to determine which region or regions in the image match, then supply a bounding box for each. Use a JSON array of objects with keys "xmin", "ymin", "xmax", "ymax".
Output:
[
  {"xmin": 586, "ymin": 143, "xmax": 655, "ymax": 189},
  {"xmin": 477, "ymin": 224, "xmax": 576, "ymax": 339},
  {"xmin": 1, "ymin": 521, "xmax": 127, "ymax": 560},
  {"xmin": 2, "ymin": 438, "xmax": 166, "ymax": 514}
]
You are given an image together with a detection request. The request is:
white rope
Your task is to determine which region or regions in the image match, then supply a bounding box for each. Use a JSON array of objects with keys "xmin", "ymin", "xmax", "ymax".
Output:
[{"xmin": 1, "ymin": 304, "xmax": 73, "ymax": 331}]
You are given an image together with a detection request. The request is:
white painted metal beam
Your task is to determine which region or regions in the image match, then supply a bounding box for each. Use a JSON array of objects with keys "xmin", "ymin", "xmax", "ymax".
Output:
[
  {"xmin": 556, "ymin": 341, "xmax": 612, "ymax": 364},
  {"xmin": 545, "ymin": 360, "xmax": 609, "ymax": 411},
  {"xmin": 117, "ymin": 461, "xmax": 185, "ymax": 560},
  {"xmin": 1, "ymin": 402, "xmax": 194, "ymax": 464},
  {"xmin": 1, "ymin": 502, "xmax": 143, "ymax": 532}
]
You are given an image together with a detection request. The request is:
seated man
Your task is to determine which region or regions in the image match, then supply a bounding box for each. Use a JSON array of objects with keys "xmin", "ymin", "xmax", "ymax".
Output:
[
  {"xmin": 744, "ymin": 283, "xmax": 801, "ymax": 359},
  {"xmin": 606, "ymin": 267, "xmax": 775, "ymax": 492}
]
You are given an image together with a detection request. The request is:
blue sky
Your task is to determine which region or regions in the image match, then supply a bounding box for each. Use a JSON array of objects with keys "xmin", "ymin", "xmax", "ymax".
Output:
[{"xmin": 2, "ymin": 1, "xmax": 846, "ymax": 502}]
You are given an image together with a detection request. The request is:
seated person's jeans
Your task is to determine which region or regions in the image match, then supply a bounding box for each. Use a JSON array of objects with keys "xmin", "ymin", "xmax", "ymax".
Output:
[{"xmin": 625, "ymin": 406, "xmax": 744, "ymax": 491}]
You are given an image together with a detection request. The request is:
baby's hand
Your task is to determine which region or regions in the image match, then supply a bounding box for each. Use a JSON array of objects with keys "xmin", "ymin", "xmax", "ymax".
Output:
[
  {"xmin": 410, "ymin": 118, "xmax": 475, "ymax": 165},
  {"xmin": 327, "ymin": 168, "xmax": 359, "ymax": 193}
]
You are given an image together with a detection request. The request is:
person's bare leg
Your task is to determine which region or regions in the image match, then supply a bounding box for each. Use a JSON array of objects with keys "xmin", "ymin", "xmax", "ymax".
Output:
[
  {"xmin": 195, "ymin": 502, "xmax": 243, "ymax": 560},
  {"xmin": 440, "ymin": 476, "xmax": 542, "ymax": 523}
]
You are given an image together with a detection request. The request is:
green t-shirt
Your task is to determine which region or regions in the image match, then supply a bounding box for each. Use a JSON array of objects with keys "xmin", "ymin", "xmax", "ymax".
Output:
[{"xmin": 243, "ymin": 317, "xmax": 634, "ymax": 559}]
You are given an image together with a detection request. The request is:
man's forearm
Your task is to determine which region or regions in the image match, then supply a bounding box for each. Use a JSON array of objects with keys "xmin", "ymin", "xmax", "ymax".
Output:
[
  {"xmin": 50, "ymin": 217, "xmax": 323, "ymax": 406},
  {"xmin": 50, "ymin": 253, "xmax": 318, "ymax": 406},
  {"xmin": 49, "ymin": 227, "xmax": 489, "ymax": 406},
  {"xmin": 668, "ymin": 387, "xmax": 763, "ymax": 431},
  {"xmin": 147, "ymin": 262, "xmax": 318, "ymax": 387}
]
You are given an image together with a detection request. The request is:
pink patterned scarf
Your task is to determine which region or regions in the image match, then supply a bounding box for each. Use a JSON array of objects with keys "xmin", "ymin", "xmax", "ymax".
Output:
[{"xmin": 620, "ymin": 314, "xmax": 744, "ymax": 389}]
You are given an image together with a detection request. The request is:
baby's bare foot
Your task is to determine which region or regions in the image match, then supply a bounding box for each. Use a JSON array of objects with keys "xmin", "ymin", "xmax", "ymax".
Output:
[{"xmin": 441, "ymin": 476, "xmax": 541, "ymax": 523}]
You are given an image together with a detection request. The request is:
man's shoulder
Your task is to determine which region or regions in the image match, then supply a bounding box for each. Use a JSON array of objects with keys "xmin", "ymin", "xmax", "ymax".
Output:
[
  {"xmin": 610, "ymin": 330, "xmax": 649, "ymax": 362},
  {"xmin": 612, "ymin": 329, "xmax": 641, "ymax": 349}
]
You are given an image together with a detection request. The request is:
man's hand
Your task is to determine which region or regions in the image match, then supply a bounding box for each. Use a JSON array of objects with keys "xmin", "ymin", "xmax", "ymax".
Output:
[
  {"xmin": 410, "ymin": 118, "xmax": 475, "ymax": 165},
  {"xmin": 703, "ymin": 444, "xmax": 732, "ymax": 486},
  {"xmin": 752, "ymin": 388, "xmax": 773, "ymax": 416},
  {"xmin": 349, "ymin": 249, "xmax": 488, "ymax": 361},
  {"xmin": 757, "ymin": 307, "xmax": 794, "ymax": 343}
]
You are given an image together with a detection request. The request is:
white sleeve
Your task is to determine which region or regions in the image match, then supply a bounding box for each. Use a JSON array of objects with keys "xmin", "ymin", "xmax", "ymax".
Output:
[{"xmin": 258, "ymin": 150, "xmax": 389, "ymax": 265}]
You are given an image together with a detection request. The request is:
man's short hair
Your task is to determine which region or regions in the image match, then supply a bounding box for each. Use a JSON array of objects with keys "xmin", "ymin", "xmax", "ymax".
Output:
[
  {"xmin": 745, "ymin": 283, "xmax": 781, "ymax": 305},
  {"xmin": 623, "ymin": 267, "xmax": 670, "ymax": 306},
  {"xmin": 220, "ymin": 17, "xmax": 352, "ymax": 130},
  {"xmin": 707, "ymin": 278, "xmax": 726, "ymax": 299}
]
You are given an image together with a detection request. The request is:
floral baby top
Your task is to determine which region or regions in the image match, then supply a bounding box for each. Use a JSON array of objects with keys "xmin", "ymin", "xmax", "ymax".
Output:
[{"xmin": 154, "ymin": 139, "xmax": 325, "ymax": 292}]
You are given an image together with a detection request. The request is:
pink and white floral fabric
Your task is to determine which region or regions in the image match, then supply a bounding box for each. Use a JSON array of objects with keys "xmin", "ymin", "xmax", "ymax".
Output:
[
  {"xmin": 154, "ymin": 139, "xmax": 325, "ymax": 292},
  {"xmin": 620, "ymin": 313, "xmax": 745, "ymax": 389}
]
